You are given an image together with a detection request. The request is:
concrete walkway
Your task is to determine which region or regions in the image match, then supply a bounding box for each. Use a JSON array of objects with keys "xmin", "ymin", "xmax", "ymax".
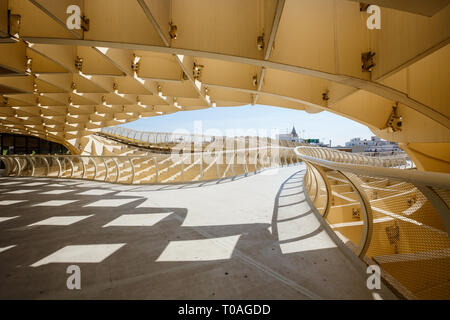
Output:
[{"xmin": 0, "ymin": 165, "xmax": 397, "ymax": 299}]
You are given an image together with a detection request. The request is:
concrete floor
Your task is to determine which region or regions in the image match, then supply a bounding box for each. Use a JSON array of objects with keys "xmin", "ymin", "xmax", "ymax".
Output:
[{"xmin": 0, "ymin": 164, "xmax": 397, "ymax": 299}]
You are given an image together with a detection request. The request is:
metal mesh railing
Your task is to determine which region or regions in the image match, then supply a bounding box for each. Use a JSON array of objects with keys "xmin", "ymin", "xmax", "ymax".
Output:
[{"xmin": 295, "ymin": 146, "xmax": 450, "ymax": 300}]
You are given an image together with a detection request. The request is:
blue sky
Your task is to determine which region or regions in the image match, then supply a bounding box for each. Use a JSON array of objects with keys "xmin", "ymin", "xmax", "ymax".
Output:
[{"xmin": 120, "ymin": 104, "xmax": 374, "ymax": 146}]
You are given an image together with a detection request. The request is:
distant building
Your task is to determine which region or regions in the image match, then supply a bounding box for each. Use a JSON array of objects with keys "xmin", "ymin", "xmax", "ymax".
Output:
[
  {"xmin": 345, "ymin": 136, "xmax": 401, "ymax": 153},
  {"xmin": 302, "ymin": 138, "xmax": 330, "ymax": 147},
  {"xmin": 277, "ymin": 126, "xmax": 303, "ymax": 143},
  {"xmin": 304, "ymin": 138, "xmax": 320, "ymax": 144},
  {"xmin": 334, "ymin": 147, "xmax": 352, "ymax": 152}
]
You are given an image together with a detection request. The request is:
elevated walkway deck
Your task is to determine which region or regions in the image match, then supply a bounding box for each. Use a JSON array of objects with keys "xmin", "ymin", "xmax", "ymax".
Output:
[{"xmin": 0, "ymin": 165, "xmax": 396, "ymax": 299}]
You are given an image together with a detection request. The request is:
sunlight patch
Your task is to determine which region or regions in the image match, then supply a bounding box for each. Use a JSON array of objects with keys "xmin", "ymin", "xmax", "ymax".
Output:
[
  {"xmin": 85, "ymin": 199, "xmax": 139, "ymax": 207},
  {"xmin": 21, "ymin": 182, "xmax": 47, "ymax": 187},
  {"xmin": 33, "ymin": 200, "xmax": 78, "ymax": 207},
  {"xmin": 157, "ymin": 235, "xmax": 241, "ymax": 262},
  {"xmin": 6, "ymin": 189, "xmax": 37, "ymax": 194},
  {"xmin": 77, "ymin": 189, "xmax": 114, "ymax": 196},
  {"xmin": 103, "ymin": 213, "xmax": 172, "ymax": 227},
  {"xmin": 276, "ymin": 200, "xmax": 310, "ymax": 221},
  {"xmin": 280, "ymin": 229, "xmax": 337, "ymax": 254},
  {"xmin": 0, "ymin": 181, "xmax": 22, "ymax": 185},
  {"xmin": 136, "ymin": 199, "xmax": 156, "ymax": 208},
  {"xmin": 277, "ymin": 213, "xmax": 320, "ymax": 241},
  {"xmin": 116, "ymin": 191, "xmax": 150, "ymax": 198},
  {"xmin": 0, "ymin": 245, "xmax": 16, "ymax": 254},
  {"xmin": 28, "ymin": 215, "xmax": 93, "ymax": 226},
  {"xmin": 0, "ymin": 200, "xmax": 26, "ymax": 205},
  {"xmin": 40, "ymin": 190, "xmax": 75, "ymax": 195},
  {"xmin": 0, "ymin": 216, "xmax": 19, "ymax": 223},
  {"xmin": 31, "ymin": 244, "xmax": 126, "ymax": 267}
]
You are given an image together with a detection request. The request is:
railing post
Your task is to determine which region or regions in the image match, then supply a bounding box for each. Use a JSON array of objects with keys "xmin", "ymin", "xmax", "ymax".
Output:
[
  {"xmin": 129, "ymin": 156, "xmax": 135, "ymax": 183},
  {"xmin": 310, "ymin": 163, "xmax": 319, "ymax": 202},
  {"xmin": 310, "ymin": 163, "xmax": 333, "ymax": 219},
  {"xmin": 91, "ymin": 157, "xmax": 98, "ymax": 180},
  {"xmin": 26, "ymin": 155, "xmax": 35, "ymax": 176},
  {"xmin": 216, "ymin": 158, "xmax": 220, "ymax": 178},
  {"xmin": 153, "ymin": 157, "xmax": 158, "ymax": 183},
  {"xmin": 102, "ymin": 157, "xmax": 108, "ymax": 182},
  {"xmin": 67, "ymin": 157, "xmax": 75, "ymax": 178},
  {"xmin": 305, "ymin": 166, "xmax": 312, "ymax": 194},
  {"xmin": 338, "ymin": 171, "xmax": 373, "ymax": 258},
  {"xmin": 181, "ymin": 159, "xmax": 185, "ymax": 182},
  {"xmin": 42, "ymin": 157, "xmax": 50, "ymax": 176},
  {"xmin": 244, "ymin": 151, "xmax": 248, "ymax": 175},
  {"xmin": 113, "ymin": 158, "xmax": 120, "ymax": 183},
  {"xmin": 79, "ymin": 156, "xmax": 86, "ymax": 179},
  {"xmin": 14, "ymin": 157, "xmax": 21, "ymax": 176},
  {"xmin": 231, "ymin": 153, "xmax": 235, "ymax": 177},
  {"xmin": 56, "ymin": 157, "xmax": 62, "ymax": 178},
  {"xmin": 200, "ymin": 152, "xmax": 204, "ymax": 179}
]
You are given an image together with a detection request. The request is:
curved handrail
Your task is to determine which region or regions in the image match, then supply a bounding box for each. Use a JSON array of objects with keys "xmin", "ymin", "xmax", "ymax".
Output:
[
  {"xmin": 296, "ymin": 145, "xmax": 450, "ymax": 299},
  {"xmin": 0, "ymin": 146, "xmax": 302, "ymax": 185},
  {"xmin": 295, "ymin": 149, "xmax": 450, "ymax": 190},
  {"xmin": 100, "ymin": 126, "xmax": 304, "ymax": 149},
  {"xmin": 296, "ymin": 146, "xmax": 414, "ymax": 169}
]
